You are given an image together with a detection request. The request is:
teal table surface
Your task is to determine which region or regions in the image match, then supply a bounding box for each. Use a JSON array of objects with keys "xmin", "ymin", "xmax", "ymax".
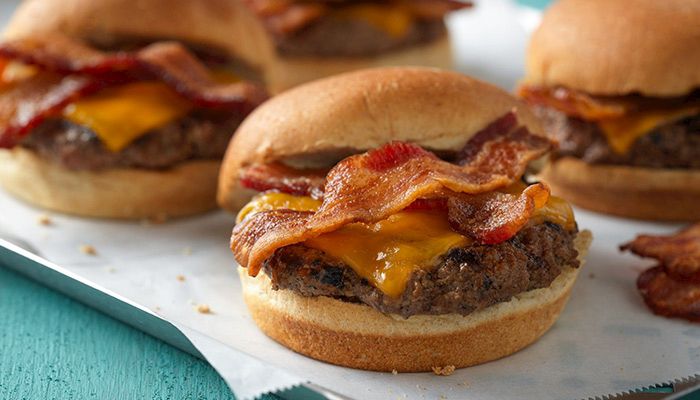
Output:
[{"xmin": 0, "ymin": 265, "xmax": 284, "ymax": 400}]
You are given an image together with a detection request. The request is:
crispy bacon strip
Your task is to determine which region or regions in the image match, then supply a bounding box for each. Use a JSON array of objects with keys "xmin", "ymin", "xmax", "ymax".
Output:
[
  {"xmin": 242, "ymin": 0, "xmax": 470, "ymax": 37},
  {"xmin": 0, "ymin": 74, "xmax": 100, "ymax": 148},
  {"xmin": 621, "ymin": 223, "xmax": 700, "ymax": 283},
  {"xmin": 637, "ymin": 266, "xmax": 700, "ymax": 322},
  {"xmin": 447, "ymin": 183, "xmax": 549, "ymax": 245},
  {"xmin": 0, "ymin": 35, "xmax": 268, "ymax": 148},
  {"xmin": 232, "ymin": 113, "xmax": 553, "ymax": 276},
  {"xmin": 240, "ymin": 162, "xmax": 327, "ymax": 199},
  {"xmin": 518, "ymin": 85, "xmax": 628, "ymax": 121}
]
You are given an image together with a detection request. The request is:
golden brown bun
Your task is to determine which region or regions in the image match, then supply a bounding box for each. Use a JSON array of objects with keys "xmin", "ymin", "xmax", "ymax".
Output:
[
  {"xmin": 239, "ymin": 230, "xmax": 591, "ymax": 372},
  {"xmin": 218, "ymin": 67, "xmax": 545, "ymax": 212},
  {"xmin": 525, "ymin": 0, "xmax": 700, "ymax": 96},
  {"xmin": 3, "ymin": 0, "xmax": 453, "ymax": 93},
  {"xmin": 542, "ymin": 157, "xmax": 700, "ymax": 221},
  {"xmin": 0, "ymin": 148, "xmax": 219, "ymax": 219}
]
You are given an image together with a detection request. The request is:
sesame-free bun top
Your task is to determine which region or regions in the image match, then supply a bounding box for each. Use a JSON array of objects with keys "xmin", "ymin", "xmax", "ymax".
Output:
[
  {"xmin": 525, "ymin": 0, "xmax": 700, "ymax": 97},
  {"xmin": 218, "ymin": 67, "xmax": 544, "ymax": 212}
]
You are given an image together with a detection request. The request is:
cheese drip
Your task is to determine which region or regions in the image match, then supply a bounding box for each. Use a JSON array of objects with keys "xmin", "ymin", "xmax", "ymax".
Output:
[
  {"xmin": 599, "ymin": 106, "xmax": 700, "ymax": 154},
  {"xmin": 334, "ymin": 4, "xmax": 413, "ymax": 38},
  {"xmin": 63, "ymin": 82, "xmax": 192, "ymax": 152},
  {"xmin": 239, "ymin": 188, "xmax": 575, "ymax": 298}
]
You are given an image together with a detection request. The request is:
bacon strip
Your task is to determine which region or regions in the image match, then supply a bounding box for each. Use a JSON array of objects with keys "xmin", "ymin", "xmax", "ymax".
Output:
[
  {"xmin": 518, "ymin": 85, "xmax": 628, "ymax": 120},
  {"xmin": 637, "ymin": 266, "xmax": 700, "ymax": 322},
  {"xmin": 242, "ymin": 0, "xmax": 470, "ymax": 37},
  {"xmin": 621, "ymin": 223, "xmax": 700, "ymax": 283},
  {"xmin": 240, "ymin": 162, "xmax": 327, "ymax": 199},
  {"xmin": 0, "ymin": 35, "xmax": 268, "ymax": 148},
  {"xmin": 232, "ymin": 113, "xmax": 553, "ymax": 276}
]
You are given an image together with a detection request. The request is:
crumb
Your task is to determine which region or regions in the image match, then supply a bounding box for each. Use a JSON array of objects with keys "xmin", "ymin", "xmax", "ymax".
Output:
[
  {"xmin": 457, "ymin": 380, "xmax": 470, "ymax": 387},
  {"xmin": 619, "ymin": 367, "xmax": 624, "ymax": 372},
  {"xmin": 176, "ymin": 275, "xmax": 186, "ymax": 282},
  {"xmin": 196, "ymin": 304, "xmax": 211, "ymax": 314},
  {"xmin": 106, "ymin": 266, "xmax": 116, "ymax": 273},
  {"xmin": 182, "ymin": 247, "xmax": 192, "ymax": 256},
  {"xmin": 415, "ymin": 384, "xmax": 426, "ymax": 391},
  {"xmin": 439, "ymin": 396, "xmax": 447, "ymax": 400},
  {"xmin": 588, "ymin": 273, "xmax": 595, "ymax": 279},
  {"xmin": 391, "ymin": 369, "xmax": 398, "ymax": 375},
  {"xmin": 432, "ymin": 365, "xmax": 456, "ymax": 376},
  {"xmin": 79, "ymin": 244, "xmax": 97, "ymax": 255},
  {"xmin": 155, "ymin": 306, "xmax": 161, "ymax": 311},
  {"xmin": 37, "ymin": 214, "xmax": 52, "ymax": 226}
]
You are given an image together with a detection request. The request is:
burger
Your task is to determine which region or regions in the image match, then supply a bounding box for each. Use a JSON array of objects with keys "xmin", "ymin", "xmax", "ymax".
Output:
[
  {"xmin": 218, "ymin": 68, "xmax": 591, "ymax": 371},
  {"xmin": 0, "ymin": 6, "xmax": 268, "ymax": 219},
  {"xmin": 519, "ymin": 0, "xmax": 700, "ymax": 221},
  {"xmin": 6, "ymin": 0, "xmax": 471, "ymax": 94}
]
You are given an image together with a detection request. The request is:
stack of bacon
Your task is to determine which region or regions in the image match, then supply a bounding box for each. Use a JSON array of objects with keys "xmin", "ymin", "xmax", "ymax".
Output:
[
  {"xmin": 232, "ymin": 112, "xmax": 557, "ymax": 275},
  {"xmin": 0, "ymin": 34, "xmax": 268, "ymax": 148},
  {"xmin": 621, "ymin": 224, "xmax": 700, "ymax": 322},
  {"xmin": 242, "ymin": 0, "xmax": 471, "ymax": 36}
]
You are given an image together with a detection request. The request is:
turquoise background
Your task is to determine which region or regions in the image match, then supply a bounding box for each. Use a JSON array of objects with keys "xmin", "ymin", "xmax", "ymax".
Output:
[{"xmin": 0, "ymin": 1, "xmax": 553, "ymax": 399}]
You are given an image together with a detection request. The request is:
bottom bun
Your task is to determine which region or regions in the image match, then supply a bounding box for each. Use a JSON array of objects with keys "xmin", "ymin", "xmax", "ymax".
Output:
[
  {"xmin": 541, "ymin": 157, "xmax": 700, "ymax": 221},
  {"xmin": 239, "ymin": 231, "xmax": 592, "ymax": 372},
  {"xmin": 0, "ymin": 147, "xmax": 220, "ymax": 219},
  {"xmin": 266, "ymin": 36, "xmax": 452, "ymax": 94}
]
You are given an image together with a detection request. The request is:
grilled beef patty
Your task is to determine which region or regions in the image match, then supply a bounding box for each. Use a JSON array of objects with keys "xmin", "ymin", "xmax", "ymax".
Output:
[
  {"xmin": 275, "ymin": 17, "xmax": 447, "ymax": 57},
  {"xmin": 533, "ymin": 106, "xmax": 700, "ymax": 169},
  {"xmin": 21, "ymin": 112, "xmax": 242, "ymax": 170},
  {"xmin": 262, "ymin": 221, "xmax": 579, "ymax": 318}
]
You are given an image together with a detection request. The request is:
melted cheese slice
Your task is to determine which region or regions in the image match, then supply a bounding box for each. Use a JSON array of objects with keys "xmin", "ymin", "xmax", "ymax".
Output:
[
  {"xmin": 599, "ymin": 106, "xmax": 700, "ymax": 154},
  {"xmin": 240, "ymin": 189, "xmax": 576, "ymax": 297},
  {"xmin": 63, "ymin": 81, "xmax": 192, "ymax": 152},
  {"xmin": 335, "ymin": 5, "xmax": 413, "ymax": 38}
]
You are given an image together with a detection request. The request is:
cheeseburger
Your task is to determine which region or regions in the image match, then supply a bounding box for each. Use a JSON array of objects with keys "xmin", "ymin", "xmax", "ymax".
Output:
[
  {"xmin": 519, "ymin": 0, "xmax": 700, "ymax": 221},
  {"xmin": 219, "ymin": 68, "xmax": 591, "ymax": 372},
  {"xmin": 7, "ymin": 0, "xmax": 471, "ymax": 94},
  {"xmin": 0, "ymin": 5, "xmax": 268, "ymax": 219}
]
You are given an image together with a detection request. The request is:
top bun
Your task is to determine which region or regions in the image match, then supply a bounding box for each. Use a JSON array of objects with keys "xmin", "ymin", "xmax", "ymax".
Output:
[
  {"xmin": 2, "ymin": 0, "xmax": 278, "ymax": 74},
  {"xmin": 525, "ymin": 0, "xmax": 700, "ymax": 97},
  {"xmin": 217, "ymin": 67, "xmax": 544, "ymax": 212}
]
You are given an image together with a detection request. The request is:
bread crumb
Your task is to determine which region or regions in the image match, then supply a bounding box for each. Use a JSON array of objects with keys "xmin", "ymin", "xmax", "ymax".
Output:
[
  {"xmin": 196, "ymin": 304, "xmax": 211, "ymax": 314},
  {"xmin": 416, "ymin": 384, "xmax": 426, "ymax": 391},
  {"xmin": 457, "ymin": 380, "xmax": 470, "ymax": 387},
  {"xmin": 176, "ymin": 275, "xmax": 186, "ymax": 282},
  {"xmin": 105, "ymin": 266, "xmax": 116, "ymax": 273},
  {"xmin": 155, "ymin": 306, "xmax": 161, "ymax": 311},
  {"xmin": 182, "ymin": 247, "xmax": 192, "ymax": 256},
  {"xmin": 37, "ymin": 214, "xmax": 52, "ymax": 226},
  {"xmin": 79, "ymin": 244, "xmax": 97, "ymax": 255},
  {"xmin": 432, "ymin": 365, "xmax": 456, "ymax": 376},
  {"xmin": 588, "ymin": 273, "xmax": 596, "ymax": 279},
  {"xmin": 391, "ymin": 369, "xmax": 398, "ymax": 375}
]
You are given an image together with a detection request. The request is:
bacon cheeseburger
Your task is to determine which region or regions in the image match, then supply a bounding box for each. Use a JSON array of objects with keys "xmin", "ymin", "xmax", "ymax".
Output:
[
  {"xmin": 519, "ymin": 0, "xmax": 700, "ymax": 221},
  {"xmin": 5, "ymin": 0, "xmax": 470, "ymax": 94},
  {"xmin": 0, "ymin": 33, "xmax": 266, "ymax": 218},
  {"xmin": 218, "ymin": 68, "xmax": 591, "ymax": 371}
]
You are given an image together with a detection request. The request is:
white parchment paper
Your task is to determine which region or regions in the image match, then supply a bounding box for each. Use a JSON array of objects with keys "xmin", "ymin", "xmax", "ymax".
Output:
[{"xmin": 1, "ymin": 1, "xmax": 699, "ymax": 399}]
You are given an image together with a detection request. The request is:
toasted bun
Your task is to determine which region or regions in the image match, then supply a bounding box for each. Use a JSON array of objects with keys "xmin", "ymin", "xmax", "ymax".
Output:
[
  {"xmin": 4, "ymin": 0, "xmax": 454, "ymax": 93},
  {"xmin": 541, "ymin": 157, "xmax": 700, "ymax": 221},
  {"xmin": 218, "ymin": 67, "xmax": 544, "ymax": 212},
  {"xmin": 239, "ymin": 230, "xmax": 591, "ymax": 372},
  {"xmin": 0, "ymin": 148, "xmax": 219, "ymax": 219},
  {"xmin": 525, "ymin": 0, "xmax": 700, "ymax": 96}
]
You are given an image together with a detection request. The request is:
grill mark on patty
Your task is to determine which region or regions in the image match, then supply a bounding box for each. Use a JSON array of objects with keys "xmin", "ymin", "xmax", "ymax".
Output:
[
  {"xmin": 21, "ymin": 111, "xmax": 242, "ymax": 171},
  {"xmin": 533, "ymin": 106, "xmax": 700, "ymax": 169},
  {"xmin": 274, "ymin": 17, "xmax": 447, "ymax": 57},
  {"xmin": 262, "ymin": 221, "xmax": 579, "ymax": 318}
]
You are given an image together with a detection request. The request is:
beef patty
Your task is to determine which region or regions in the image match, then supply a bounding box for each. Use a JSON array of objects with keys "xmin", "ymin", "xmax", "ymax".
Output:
[
  {"xmin": 533, "ymin": 106, "xmax": 700, "ymax": 169},
  {"xmin": 275, "ymin": 17, "xmax": 447, "ymax": 57},
  {"xmin": 21, "ymin": 111, "xmax": 242, "ymax": 170},
  {"xmin": 262, "ymin": 221, "xmax": 579, "ymax": 318}
]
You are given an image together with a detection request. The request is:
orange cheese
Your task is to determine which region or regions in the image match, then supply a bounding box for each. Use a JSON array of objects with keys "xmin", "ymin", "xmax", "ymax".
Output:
[
  {"xmin": 599, "ymin": 106, "xmax": 700, "ymax": 154},
  {"xmin": 335, "ymin": 4, "xmax": 413, "ymax": 38},
  {"xmin": 63, "ymin": 81, "xmax": 192, "ymax": 152},
  {"xmin": 240, "ymin": 188, "xmax": 575, "ymax": 297}
]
